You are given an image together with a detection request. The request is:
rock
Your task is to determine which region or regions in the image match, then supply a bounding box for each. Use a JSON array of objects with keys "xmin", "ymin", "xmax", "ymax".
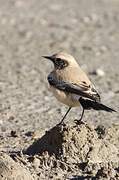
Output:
[
  {"xmin": 90, "ymin": 69, "xmax": 105, "ymax": 77},
  {"xmin": 96, "ymin": 69, "xmax": 105, "ymax": 77}
]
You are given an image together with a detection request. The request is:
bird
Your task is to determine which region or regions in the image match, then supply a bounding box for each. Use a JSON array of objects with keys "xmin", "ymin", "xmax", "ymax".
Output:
[{"xmin": 43, "ymin": 52, "xmax": 116, "ymax": 125}]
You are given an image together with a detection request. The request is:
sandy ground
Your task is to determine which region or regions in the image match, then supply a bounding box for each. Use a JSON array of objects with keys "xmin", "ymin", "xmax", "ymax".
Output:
[{"xmin": 0, "ymin": 0, "xmax": 119, "ymax": 179}]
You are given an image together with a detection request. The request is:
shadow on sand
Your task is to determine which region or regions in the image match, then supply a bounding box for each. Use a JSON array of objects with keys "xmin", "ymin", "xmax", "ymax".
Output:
[{"xmin": 25, "ymin": 124, "xmax": 65, "ymax": 156}]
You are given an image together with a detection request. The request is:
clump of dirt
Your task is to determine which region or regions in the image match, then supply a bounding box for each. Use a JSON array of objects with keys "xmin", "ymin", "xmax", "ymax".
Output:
[
  {"xmin": 1, "ymin": 122, "xmax": 119, "ymax": 179},
  {"xmin": 0, "ymin": 152, "xmax": 34, "ymax": 180}
]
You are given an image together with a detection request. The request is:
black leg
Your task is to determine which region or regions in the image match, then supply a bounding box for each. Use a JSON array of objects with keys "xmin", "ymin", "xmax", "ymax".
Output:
[
  {"xmin": 79, "ymin": 108, "xmax": 85, "ymax": 121},
  {"xmin": 74, "ymin": 108, "xmax": 85, "ymax": 125},
  {"xmin": 58, "ymin": 107, "xmax": 72, "ymax": 125}
]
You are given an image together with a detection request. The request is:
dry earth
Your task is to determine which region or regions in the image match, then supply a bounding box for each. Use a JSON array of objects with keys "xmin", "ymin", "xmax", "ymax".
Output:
[{"xmin": 0, "ymin": 0, "xmax": 119, "ymax": 179}]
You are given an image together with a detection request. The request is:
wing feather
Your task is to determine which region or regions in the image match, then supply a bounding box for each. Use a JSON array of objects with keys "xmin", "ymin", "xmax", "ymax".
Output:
[{"xmin": 48, "ymin": 74, "xmax": 100, "ymax": 102}]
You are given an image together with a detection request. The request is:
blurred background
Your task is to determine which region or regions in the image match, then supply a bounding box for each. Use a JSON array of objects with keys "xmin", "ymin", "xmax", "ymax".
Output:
[{"xmin": 0, "ymin": 0, "xmax": 118, "ymax": 151}]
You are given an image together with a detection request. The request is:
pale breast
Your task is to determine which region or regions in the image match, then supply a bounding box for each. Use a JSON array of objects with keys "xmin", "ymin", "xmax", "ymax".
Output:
[{"xmin": 50, "ymin": 85, "xmax": 80, "ymax": 107}]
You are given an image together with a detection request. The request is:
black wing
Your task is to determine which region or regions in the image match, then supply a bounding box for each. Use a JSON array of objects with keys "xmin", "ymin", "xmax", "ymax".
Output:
[{"xmin": 48, "ymin": 74, "xmax": 100, "ymax": 102}]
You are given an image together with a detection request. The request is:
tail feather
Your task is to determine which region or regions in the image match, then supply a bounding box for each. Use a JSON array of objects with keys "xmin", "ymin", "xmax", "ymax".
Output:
[{"xmin": 79, "ymin": 98, "xmax": 116, "ymax": 112}]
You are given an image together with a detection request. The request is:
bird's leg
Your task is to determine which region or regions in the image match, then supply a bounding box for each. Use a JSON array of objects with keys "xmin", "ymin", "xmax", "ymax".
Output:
[
  {"xmin": 74, "ymin": 108, "xmax": 85, "ymax": 125},
  {"xmin": 79, "ymin": 108, "xmax": 85, "ymax": 121},
  {"xmin": 58, "ymin": 107, "xmax": 72, "ymax": 125}
]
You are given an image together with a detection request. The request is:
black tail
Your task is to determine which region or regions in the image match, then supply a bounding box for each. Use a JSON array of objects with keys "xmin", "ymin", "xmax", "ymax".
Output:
[{"xmin": 79, "ymin": 98, "xmax": 116, "ymax": 112}]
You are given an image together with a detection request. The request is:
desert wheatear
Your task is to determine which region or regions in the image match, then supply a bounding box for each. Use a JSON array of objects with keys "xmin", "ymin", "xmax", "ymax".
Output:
[{"xmin": 43, "ymin": 52, "xmax": 115, "ymax": 124}]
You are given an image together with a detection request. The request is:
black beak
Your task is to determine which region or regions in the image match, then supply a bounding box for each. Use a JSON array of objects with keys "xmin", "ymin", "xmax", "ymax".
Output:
[{"xmin": 42, "ymin": 56, "xmax": 53, "ymax": 61}]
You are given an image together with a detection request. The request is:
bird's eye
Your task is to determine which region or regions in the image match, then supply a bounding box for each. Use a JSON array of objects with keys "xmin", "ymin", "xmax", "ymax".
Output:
[
  {"xmin": 55, "ymin": 58, "xmax": 64, "ymax": 65},
  {"xmin": 54, "ymin": 58, "xmax": 68, "ymax": 69},
  {"xmin": 56, "ymin": 58, "xmax": 62, "ymax": 62}
]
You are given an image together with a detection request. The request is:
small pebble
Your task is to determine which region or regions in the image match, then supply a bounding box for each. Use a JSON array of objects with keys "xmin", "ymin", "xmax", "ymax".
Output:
[
  {"xmin": 25, "ymin": 131, "xmax": 34, "ymax": 137},
  {"xmin": 90, "ymin": 69, "xmax": 105, "ymax": 77},
  {"xmin": 8, "ymin": 116, "xmax": 15, "ymax": 121},
  {"xmin": 96, "ymin": 69, "xmax": 105, "ymax": 77},
  {"xmin": 83, "ymin": 16, "xmax": 91, "ymax": 23},
  {"xmin": 91, "ymin": 13, "xmax": 99, "ymax": 22},
  {"xmin": 11, "ymin": 130, "xmax": 17, "ymax": 137},
  {"xmin": 33, "ymin": 157, "xmax": 40, "ymax": 169},
  {"xmin": 14, "ymin": 0, "xmax": 25, "ymax": 8}
]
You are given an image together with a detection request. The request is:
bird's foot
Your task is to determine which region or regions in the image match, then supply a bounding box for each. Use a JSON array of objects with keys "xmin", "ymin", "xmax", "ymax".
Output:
[
  {"xmin": 74, "ymin": 119, "xmax": 85, "ymax": 125},
  {"xmin": 56, "ymin": 121, "xmax": 66, "ymax": 127}
]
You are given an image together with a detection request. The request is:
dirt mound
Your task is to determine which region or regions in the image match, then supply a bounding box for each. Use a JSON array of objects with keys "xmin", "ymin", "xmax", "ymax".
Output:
[
  {"xmin": 26, "ymin": 123, "xmax": 118, "ymax": 163},
  {"xmin": 1, "ymin": 123, "xmax": 119, "ymax": 179},
  {"xmin": 24, "ymin": 122, "xmax": 119, "ymax": 179}
]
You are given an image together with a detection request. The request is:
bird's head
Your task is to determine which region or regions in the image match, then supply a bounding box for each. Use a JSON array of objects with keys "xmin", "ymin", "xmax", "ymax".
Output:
[{"xmin": 43, "ymin": 52, "xmax": 78, "ymax": 70}]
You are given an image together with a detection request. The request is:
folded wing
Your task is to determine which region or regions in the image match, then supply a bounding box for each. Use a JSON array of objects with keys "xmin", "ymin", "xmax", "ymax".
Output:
[{"xmin": 48, "ymin": 74, "xmax": 100, "ymax": 102}]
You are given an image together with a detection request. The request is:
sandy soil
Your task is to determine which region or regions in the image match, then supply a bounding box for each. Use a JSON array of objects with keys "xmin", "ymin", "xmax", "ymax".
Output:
[{"xmin": 0, "ymin": 0, "xmax": 119, "ymax": 179}]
